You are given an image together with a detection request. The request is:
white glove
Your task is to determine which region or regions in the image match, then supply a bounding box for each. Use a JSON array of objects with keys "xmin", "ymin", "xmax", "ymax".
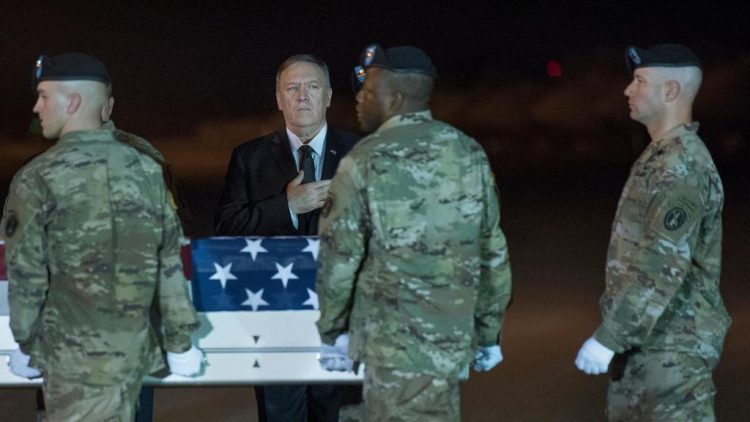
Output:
[
  {"xmin": 319, "ymin": 333, "xmax": 353, "ymax": 372},
  {"xmin": 575, "ymin": 337, "xmax": 615, "ymax": 375},
  {"xmin": 8, "ymin": 348, "xmax": 42, "ymax": 379},
  {"xmin": 167, "ymin": 345, "xmax": 204, "ymax": 377},
  {"xmin": 472, "ymin": 345, "xmax": 503, "ymax": 372}
]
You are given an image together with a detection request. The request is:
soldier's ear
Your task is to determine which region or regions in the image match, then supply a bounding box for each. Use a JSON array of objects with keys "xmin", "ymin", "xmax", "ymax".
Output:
[
  {"xmin": 388, "ymin": 91, "xmax": 404, "ymax": 114},
  {"xmin": 664, "ymin": 80, "xmax": 681, "ymax": 103},
  {"xmin": 66, "ymin": 93, "xmax": 81, "ymax": 115},
  {"xmin": 101, "ymin": 96, "xmax": 114, "ymax": 122}
]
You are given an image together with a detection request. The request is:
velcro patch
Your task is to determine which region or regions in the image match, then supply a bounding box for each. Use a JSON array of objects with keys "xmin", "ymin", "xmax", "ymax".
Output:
[{"xmin": 648, "ymin": 186, "xmax": 701, "ymax": 243}]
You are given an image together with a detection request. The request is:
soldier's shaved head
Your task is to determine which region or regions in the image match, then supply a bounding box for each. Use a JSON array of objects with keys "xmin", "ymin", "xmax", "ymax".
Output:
[
  {"xmin": 60, "ymin": 80, "xmax": 113, "ymax": 120},
  {"xmin": 35, "ymin": 80, "xmax": 114, "ymax": 138},
  {"xmin": 387, "ymin": 72, "xmax": 434, "ymax": 109},
  {"xmin": 663, "ymin": 66, "xmax": 702, "ymax": 103}
]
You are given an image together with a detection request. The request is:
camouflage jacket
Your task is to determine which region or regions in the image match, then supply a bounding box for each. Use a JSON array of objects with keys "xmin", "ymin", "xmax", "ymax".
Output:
[
  {"xmin": 316, "ymin": 111, "xmax": 512, "ymax": 377},
  {"xmin": 594, "ymin": 123, "xmax": 731, "ymax": 365},
  {"xmin": 1, "ymin": 128, "xmax": 199, "ymax": 385}
]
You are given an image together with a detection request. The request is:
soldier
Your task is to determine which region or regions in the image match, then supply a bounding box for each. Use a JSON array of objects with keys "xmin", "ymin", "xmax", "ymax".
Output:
[
  {"xmin": 2, "ymin": 53, "xmax": 203, "ymax": 421},
  {"xmin": 575, "ymin": 44, "xmax": 732, "ymax": 421},
  {"xmin": 316, "ymin": 44, "xmax": 512, "ymax": 421}
]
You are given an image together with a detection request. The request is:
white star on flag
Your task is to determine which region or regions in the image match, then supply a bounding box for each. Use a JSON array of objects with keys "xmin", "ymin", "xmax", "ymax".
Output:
[
  {"xmin": 301, "ymin": 238, "xmax": 320, "ymax": 260},
  {"xmin": 209, "ymin": 262, "xmax": 237, "ymax": 289},
  {"xmin": 271, "ymin": 262, "xmax": 299, "ymax": 288},
  {"xmin": 242, "ymin": 288, "xmax": 269, "ymax": 311},
  {"xmin": 240, "ymin": 238, "xmax": 268, "ymax": 261},
  {"xmin": 302, "ymin": 288, "xmax": 319, "ymax": 310}
]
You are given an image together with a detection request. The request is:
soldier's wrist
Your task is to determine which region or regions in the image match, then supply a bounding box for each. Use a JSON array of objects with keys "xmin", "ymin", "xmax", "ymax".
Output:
[
  {"xmin": 593, "ymin": 325, "xmax": 625, "ymax": 354},
  {"xmin": 164, "ymin": 336, "xmax": 193, "ymax": 354},
  {"xmin": 17, "ymin": 341, "xmax": 33, "ymax": 355}
]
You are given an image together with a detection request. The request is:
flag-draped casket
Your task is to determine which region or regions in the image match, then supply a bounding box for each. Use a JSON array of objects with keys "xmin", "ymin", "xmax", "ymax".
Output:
[{"xmin": 0, "ymin": 237, "xmax": 362, "ymax": 386}]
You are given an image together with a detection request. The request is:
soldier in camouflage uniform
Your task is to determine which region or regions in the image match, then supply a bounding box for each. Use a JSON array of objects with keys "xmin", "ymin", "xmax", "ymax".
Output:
[
  {"xmin": 316, "ymin": 45, "xmax": 512, "ymax": 421},
  {"xmin": 575, "ymin": 44, "xmax": 731, "ymax": 421},
  {"xmin": 1, "ymin": 53, "xmax": 203, "ymax": 421}
]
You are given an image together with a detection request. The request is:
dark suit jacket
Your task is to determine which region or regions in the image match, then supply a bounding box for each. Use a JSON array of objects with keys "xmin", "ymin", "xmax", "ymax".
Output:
[{"xmin": 215, "ymin": 128, "xmax": 359, "ymax": 236}]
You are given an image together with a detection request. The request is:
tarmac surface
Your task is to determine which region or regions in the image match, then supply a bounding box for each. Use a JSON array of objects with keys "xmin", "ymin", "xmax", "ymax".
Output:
[{"xmin": 1, "ymin": 161, "xmax": 748, "ymax": 421}]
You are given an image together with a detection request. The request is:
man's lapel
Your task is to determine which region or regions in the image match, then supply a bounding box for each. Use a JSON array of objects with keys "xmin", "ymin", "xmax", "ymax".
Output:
[
  {"xmin": 321, "ymin": 130, "xmax": 342, "ymax": 180},
  {"xmin": 268, "ymin": 130, "xmax": 298, "ymax": 181}
]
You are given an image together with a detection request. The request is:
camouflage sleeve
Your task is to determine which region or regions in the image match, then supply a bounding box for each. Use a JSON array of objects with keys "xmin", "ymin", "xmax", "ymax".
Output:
[
  {"xmin": 315, "ymin": 156, "xmax": 368, "ymax": 345},
  {"xmin": 3, "ymin": 170, "xmax": 49, "ymax": 354},
  {"xmin": 474, "ymin": 166, "xmax": 512, "ymax": 346},
  {"xmin": 157, "ymin": 191, "xmax": 200, "ymax": 353},
  {"xmin": 594, "ymin": 180, "xmax": 702, "ymax": 352}
]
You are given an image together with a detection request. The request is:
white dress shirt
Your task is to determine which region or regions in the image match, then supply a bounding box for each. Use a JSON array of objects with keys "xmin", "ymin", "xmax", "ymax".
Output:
[{"xmin": 287, "ymin": 124, "xmax": 328, "ymax": 228}]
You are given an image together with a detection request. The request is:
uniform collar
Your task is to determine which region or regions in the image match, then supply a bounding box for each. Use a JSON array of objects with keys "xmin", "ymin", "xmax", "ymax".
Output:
[
  {"xmin": 638, "ymin": 122, "xmax": 700, "ymax": 165},
  {"xmin": 58, "ymin": 127, "xmax": 115, "ymax": 143},
  {"xmin": 376, "ymin": 110, "xmax": 433, "ymax": 133},
  {"xmin": 655, "ymin": 122, "xmax": 700, "ymax": 145}
]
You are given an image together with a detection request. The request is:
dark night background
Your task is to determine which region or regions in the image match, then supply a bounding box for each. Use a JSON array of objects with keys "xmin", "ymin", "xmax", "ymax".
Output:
[{"xmin": 1, "ymin": 1, "xmax": 748, "ymax": 420}]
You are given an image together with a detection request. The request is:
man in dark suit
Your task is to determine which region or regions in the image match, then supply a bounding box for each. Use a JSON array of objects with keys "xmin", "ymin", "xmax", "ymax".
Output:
[{"xmin": 215, "ymin": 54, "xmax": 359, "ymax": 422}]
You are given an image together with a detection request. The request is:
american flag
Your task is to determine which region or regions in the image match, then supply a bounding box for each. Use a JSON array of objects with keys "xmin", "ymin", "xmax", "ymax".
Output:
[
  {"xmin": 191, "ymin": 237, "xmax": 320, "ymax": 312},
  {"xmin": 1, "ymin": 238, "xmax": 362, "ymax": 385}
]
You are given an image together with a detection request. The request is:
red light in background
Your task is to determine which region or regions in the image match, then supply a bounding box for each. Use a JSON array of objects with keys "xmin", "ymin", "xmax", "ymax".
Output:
[{"xmin": 546, "ymin": 60, "xmax": 563, "ymax": 77}]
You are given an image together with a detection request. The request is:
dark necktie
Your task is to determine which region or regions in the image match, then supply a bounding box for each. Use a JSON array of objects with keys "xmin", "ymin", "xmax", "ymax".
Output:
[
  {"xmin": 297, "ymin": 145, "xmax": 316, "ymax": 235},
  {"xmin": 299, "ymin": 145, "xmax": 316, "ymax": 184}
]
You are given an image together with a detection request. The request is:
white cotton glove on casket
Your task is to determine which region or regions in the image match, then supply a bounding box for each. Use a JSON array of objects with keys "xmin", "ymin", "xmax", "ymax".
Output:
[
  {"xmin": 8, "ymin": 348, "xmax": 42, "ymax": 379},
  {"xmin": 167, "ymin": 345, "xmax": 205, "ymax": 377},
  {"xmin": 472, "ymin": 345, "xmax": 503, "ymax": 372},
  {"xmin": 575, "ymin": 337, "xmax": 615, "ymax": 375},
  {"xmin": 319, "ymin": 333, "xmax": 353, "ymax": 372}
]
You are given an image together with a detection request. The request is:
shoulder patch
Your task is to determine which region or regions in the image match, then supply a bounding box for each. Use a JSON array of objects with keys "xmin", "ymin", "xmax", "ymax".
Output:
[
  {"xmin": 663, "ymin": 207, "xmax": 687, "ymax": 231},
  {"xmin": 647, "ymin": 185, "xmax": 702, "ymax": 243}
]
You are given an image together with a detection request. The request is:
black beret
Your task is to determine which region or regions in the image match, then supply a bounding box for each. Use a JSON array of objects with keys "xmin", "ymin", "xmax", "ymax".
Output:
[
  {"xmin": 626, "ymin": 44, "xmax": 702, "ymax": 73},
  {"xmin": 33, "ymin": 53, "xmax": 111, "ymax": 89},
  {"xmin": 366, "ymin": 45, "xmax": 437, "ymax": 78},
  {"xmin": 351, "ymin": 44, "xmax": 437, "ymax": 93}
]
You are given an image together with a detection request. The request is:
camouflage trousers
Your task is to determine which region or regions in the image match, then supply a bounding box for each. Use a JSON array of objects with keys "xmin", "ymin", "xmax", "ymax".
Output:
[
  {"xmin": 42, "ymin": 369, "xmax": 143, "ymax": 422},
  {"xmin": 607, "ymin": 350, "xmax": 716, "ymax": 422},
  {"xmin": 352, "ymin": 365, "xmax": 460, "ymax": 422}
]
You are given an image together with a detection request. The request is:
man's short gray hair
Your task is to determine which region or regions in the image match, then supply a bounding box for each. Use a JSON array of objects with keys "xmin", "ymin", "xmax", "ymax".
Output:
[{"xmin": 275, "ymin": 54, "xmax": 331, "ymax": 89}]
